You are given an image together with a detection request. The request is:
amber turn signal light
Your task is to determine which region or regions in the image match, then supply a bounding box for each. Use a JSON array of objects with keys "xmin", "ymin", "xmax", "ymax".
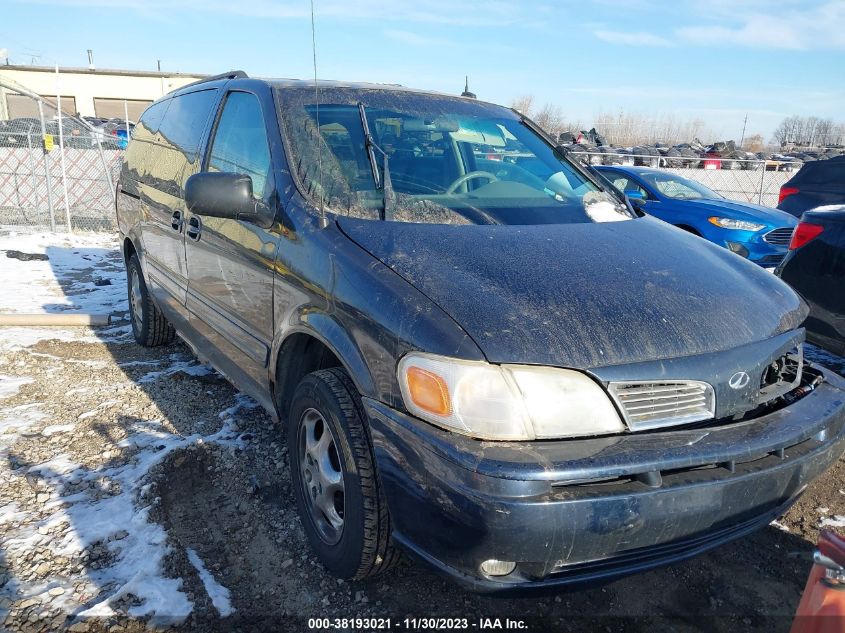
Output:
[{"xmin": 405, "ymin": 366, "xmax": 451, "ymax": 416}]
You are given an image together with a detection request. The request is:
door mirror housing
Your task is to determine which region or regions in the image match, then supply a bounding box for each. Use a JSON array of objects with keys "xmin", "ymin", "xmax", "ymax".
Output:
[
  {"xmin": 625, "ymin": 190, "xmax": 647, "ymax": 207},
  {"xmin": 185, "ymin": 172, "xmax": 272, "ymax": 226}
]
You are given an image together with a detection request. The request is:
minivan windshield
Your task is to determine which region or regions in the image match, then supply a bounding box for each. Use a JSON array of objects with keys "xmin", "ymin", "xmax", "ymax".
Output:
[{"xmin": 276, "ymin": 86, "xmax": 632, "ymax": 225}]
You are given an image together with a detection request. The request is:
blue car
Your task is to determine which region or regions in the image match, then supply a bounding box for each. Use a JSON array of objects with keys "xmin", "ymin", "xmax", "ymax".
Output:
[{"xmin": 596, "ymin": 166, "xmax": 798, "ymax": 267}]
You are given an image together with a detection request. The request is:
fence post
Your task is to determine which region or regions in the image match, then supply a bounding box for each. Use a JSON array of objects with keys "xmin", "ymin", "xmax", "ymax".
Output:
[
  {"xmin": 758, "ymin": 160, "xmax": 766, "ymax": 205},
  {"xmin": 36, "ymin": 100, "xmax": 56, "ymax": 232},
  {"xmin": 25, "ymin": 124, "xmax": 39, "ymax": 214},
  {"xmin": 55, "ymin": 66, "xmax": 73, "ymax": 232}
]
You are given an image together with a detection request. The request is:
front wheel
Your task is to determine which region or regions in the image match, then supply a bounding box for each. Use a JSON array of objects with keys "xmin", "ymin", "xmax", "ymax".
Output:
[{"xmin": 288, "ymin": 368, "xmax": 400, "ymax": 579}]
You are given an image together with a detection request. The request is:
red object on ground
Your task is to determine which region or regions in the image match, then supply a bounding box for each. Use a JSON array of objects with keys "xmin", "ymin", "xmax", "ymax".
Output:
[{"xmin": 790, "ymin": 530, "xmax": 845, "ymax": 633}]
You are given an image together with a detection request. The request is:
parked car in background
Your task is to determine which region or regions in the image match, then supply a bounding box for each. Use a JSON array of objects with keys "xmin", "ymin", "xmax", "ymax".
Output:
[
  {"xmin": 776, "ymin": 206, "xmax": 845, "ymax": 356},
  {"xmin": 596, "ymin": 165, "xmax": 798, "ymax": 267},
  {"xmin": 778, "ymin": 156, "xmax": 845, "ymax": 217},
  {"xmin": 117, "ymin": 72, "xmax": 845, "ymax": 591},
  {"xmin": 0, "ymin": 117, "xmax": 40, "ymax": 147}
]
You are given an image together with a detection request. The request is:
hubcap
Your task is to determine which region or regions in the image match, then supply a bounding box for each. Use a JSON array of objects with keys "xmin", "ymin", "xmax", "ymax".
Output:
[
  {"xmin": 298, "ymin": 408, "xmax": 345, "ymax": 545},
  {"xmin": 129, "ymin": 269, "xmax": 143, "ymax": 333}
]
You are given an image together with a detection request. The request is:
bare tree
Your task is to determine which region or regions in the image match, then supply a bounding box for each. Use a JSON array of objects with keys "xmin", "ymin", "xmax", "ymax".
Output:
[
  {"xmin": 533, "ymin": 104, "xmax": 567, "ymax": 138},
  {"xmin": 772, "ymin": 115, "xmax": 843, "ymax": 148},
  {"xmin": 510, "ymin": 94, "xmax": 535, "ymax": 116}
]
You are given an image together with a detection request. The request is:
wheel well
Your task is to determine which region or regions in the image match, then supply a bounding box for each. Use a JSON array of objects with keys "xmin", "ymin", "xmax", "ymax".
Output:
[
  {"xmin": 676, "ymin": 224, "xmax": 702, "ymax": 236},
  {"xmin": 123, "ymin": 237, "xmax": 137, "ymax": 266},
  {"xmin": 274, "ymin": 333, "xmax": 342, "ymax": 419}
]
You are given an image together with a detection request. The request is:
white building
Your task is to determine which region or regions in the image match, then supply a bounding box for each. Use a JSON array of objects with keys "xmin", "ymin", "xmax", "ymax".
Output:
[{"xmin": 0, "ymin": 64, "xmax": 206, "ymax": 122}]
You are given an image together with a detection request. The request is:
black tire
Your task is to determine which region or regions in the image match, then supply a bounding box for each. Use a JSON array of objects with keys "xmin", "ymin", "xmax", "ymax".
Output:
[
  {"xmin": 288, "ymin": 367, "xmax": 400, "ymax": 579},
  {"xmin": 127, "ymin": 254, "xmax": 175, "ymax": 347}
]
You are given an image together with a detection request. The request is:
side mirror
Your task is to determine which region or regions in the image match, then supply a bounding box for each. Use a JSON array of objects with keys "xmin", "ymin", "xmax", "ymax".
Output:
[
  {"xmin": 625, "ymin": 190, "xmax": 647, "ymax": 208},
  {"xmin": 185, "ymin": 172, "xmax": 268, "ymax": 225}
]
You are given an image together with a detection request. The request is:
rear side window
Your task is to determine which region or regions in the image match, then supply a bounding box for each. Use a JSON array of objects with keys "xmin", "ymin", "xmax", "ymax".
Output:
[
  {"xmin": 159, "ymin": 90, "xmax": 218, "ymax": 159},
  {"xmin": 128, "ymin": 90, "xmax": 218, "ymax": 194},
  {"xmin": 153, "ymin": 89, "xmax": 219, "ymax": 194},
  {"xmin": 208, "ymin": 92, "xmax": 272, "ymax": 199},
  {"xmin": 135, "ymin": 99, "xmax": 169, "ymax": 138},
  {"xmin": 797, "ymin": 160, "xmax": 845, "ymax": 186},
  {"xmin": 123, "ymin": 99, "xmax": 170, "ymax": 183}
]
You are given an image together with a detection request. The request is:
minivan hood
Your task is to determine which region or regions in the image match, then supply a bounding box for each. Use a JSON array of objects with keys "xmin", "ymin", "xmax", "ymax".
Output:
[
  {"xmin": 687, "ymin": 199, "xmax": 798, "ymax": 227},
  {"xmin": 338, "ymin": 216, "xmax": 807, "ymax": 369}
]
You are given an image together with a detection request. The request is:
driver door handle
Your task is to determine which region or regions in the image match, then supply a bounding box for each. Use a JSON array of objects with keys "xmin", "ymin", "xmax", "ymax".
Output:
[
  {"xmin": 187, "ymin": 216, "xmax": 202, "ymax": 241},
  {"xmin": 171, "ymin": 210, "xmax": 183, "ymax": 231}
]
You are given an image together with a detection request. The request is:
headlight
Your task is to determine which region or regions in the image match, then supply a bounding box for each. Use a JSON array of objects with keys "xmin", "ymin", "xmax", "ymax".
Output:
[
  {"xmin": 708, "ymin": 217, "xmax": 766, "ymax": 231},
  {"xmin": 397, "ymin": 353, "xmax": 625, "ymax": 440}
]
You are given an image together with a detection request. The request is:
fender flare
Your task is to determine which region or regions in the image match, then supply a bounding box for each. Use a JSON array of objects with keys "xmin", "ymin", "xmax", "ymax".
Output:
[{"xmin": 270, "ymin": 309, "xmax": 378, "ymax": 403}]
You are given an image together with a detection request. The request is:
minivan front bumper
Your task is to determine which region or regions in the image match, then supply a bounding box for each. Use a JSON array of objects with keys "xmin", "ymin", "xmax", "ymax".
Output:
[{"xmin": 364, "ymin": 364, "xmax": 845, "ymax": 592}]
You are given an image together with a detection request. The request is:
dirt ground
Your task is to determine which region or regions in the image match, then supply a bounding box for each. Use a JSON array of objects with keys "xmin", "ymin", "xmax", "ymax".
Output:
[
  {"xmin": 0, "ymin": 329, "xmax": 841, "ymax": 633},
  {"xmin": 0, "ymin": 233, "xmax": 844, "ymax": 632}
]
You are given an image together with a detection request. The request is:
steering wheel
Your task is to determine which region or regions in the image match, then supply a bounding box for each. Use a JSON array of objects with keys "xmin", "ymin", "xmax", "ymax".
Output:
[{"xmin": 445, "ymin": 171, "xmax": 499, "ymax": 195}]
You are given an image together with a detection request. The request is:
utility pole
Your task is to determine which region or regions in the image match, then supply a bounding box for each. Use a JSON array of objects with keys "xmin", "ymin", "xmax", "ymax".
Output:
[{"xmin": 739, "ymin": 113, "xmax": 748, "ymax": 148}]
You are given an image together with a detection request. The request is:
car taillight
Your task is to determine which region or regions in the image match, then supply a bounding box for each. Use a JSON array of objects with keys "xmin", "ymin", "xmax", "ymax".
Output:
[
  {"xmin": 779, "ymin": 186, "xmax": 799, "ymax": 204},
  {"xmin": 789, "ymin": 222, "xmax": 824, "ymax": 250}
]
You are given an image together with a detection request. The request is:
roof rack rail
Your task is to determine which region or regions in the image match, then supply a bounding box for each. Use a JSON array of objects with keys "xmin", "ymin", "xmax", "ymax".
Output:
[{"xmin": 178, "ymin": 70, "xmax": 248, "ymax": 90}]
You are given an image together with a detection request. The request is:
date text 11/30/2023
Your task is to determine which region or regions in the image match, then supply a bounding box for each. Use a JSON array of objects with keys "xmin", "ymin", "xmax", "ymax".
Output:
[{"xmin": 307, "ymin": 617, "xmax": 529, "ymax": 630}]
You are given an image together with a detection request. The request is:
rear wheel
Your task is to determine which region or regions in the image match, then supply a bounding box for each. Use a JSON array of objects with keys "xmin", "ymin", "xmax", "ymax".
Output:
[
  {"xmin": 127, "ymin": 254, "xmax": 175, "ymax": 347},
  {"xmin": 288, "ymin": 367, "xmax": 400, "ymax": 579}
]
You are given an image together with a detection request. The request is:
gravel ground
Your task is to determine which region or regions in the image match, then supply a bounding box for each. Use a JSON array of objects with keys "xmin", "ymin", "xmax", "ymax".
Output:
[{"xmin": 1, "ymin": 233, "xmax": 844, "ymax": 632}]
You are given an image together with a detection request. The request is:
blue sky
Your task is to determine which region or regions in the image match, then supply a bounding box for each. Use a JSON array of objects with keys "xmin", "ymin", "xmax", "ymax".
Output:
[{"xmin": 1, "ymin": 0, "xmax": 843, "ymax": 140}]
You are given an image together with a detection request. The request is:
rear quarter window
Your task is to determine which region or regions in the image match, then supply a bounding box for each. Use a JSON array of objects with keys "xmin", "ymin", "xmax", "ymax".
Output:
[
  {"xmin": 129, "ymin": 89, "xmax": 219, "ymax": 195},
  {"xmin": 122, "ymin": 99, "xmax": 170, "ymax": 184}
]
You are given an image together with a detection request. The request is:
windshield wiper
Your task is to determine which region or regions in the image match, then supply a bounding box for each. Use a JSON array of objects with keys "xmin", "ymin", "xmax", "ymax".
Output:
[{"xmin": 358, "ymin": 103, "xmax": 395, "ymax": 221}]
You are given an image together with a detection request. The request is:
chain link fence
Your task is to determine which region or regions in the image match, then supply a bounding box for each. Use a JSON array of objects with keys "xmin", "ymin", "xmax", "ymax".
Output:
[
  {"xmin": 0, "ymin": 81, "xmax": 122, "ymax": 232},
  {"xmin": 577, "ymin": 152, "xmax": 802, "ymax": 207},
  {"xmin": 0, "ymin": 82, "xmax": 807, "ymax": 232}
]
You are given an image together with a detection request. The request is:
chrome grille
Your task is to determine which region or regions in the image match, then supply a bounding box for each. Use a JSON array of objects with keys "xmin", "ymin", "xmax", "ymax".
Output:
[
  {"xmin": 608, "ymin": 381, "xmax": 715, "ymax": 431},
  {"xmin": 763, "ymin": 227, "xmax": 794, "ymax": 246}
]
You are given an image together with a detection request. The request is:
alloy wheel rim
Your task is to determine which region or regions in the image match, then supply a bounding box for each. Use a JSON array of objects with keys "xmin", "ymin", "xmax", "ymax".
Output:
[
  {"xmin": 129, "ymin": 269, "xmax": 143, "ymax": 333},
  {"xmin": 298, "ymin": 407, "xmax": 345, "ymax": 545}
]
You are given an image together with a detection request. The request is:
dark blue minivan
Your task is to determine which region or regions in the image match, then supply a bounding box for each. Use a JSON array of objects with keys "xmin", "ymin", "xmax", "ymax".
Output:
[{"xmin": 116, "ymin": 72, "xmax": 845, "ymax": 591}]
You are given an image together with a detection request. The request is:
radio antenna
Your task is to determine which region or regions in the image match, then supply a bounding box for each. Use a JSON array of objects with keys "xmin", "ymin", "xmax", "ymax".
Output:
[{"xmin": 310, "ymin": 0, "xmax": 327, "ymax": 227}]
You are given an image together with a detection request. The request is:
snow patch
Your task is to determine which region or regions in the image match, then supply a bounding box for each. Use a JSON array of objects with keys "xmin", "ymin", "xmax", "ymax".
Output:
[
  {"xmin": 0, "ymin": 375, "xmax": 33, "ymax": 399},
  {"xmin": 0, "ymin": 231, "xmax": 127, "ymax": 350},
  {"xmin": 0, "ymin": 395, "xmax": 253, "ymax": 624},
  {"xmin": 186, "ymin": 548, "xmax": 234, "ymax": 617},
  {"xmin": 41, "ymin": 424, "xmax": 75, "ymax": 436},
  {"xmin": 139, "ymin": 358, "xmax": 215, "ymax": 384},
  {"xmin": 0, "ymin": 502, "xmax": 30, "ymax": 526},
  {"xmin": 820, "ymin": 516, "xmax": 845, "ymax": 528},
  {"xmin": 0, "ymin": 403, "xmax": 49, "ymax": 436}
]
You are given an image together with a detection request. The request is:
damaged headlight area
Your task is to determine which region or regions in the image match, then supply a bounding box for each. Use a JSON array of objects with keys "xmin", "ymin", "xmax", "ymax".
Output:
[{"xmin": 397, "ymin": 352, "xmax": 625, "ymax": 440}]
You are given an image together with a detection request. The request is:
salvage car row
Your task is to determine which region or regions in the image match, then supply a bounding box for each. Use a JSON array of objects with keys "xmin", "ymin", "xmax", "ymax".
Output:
[
  {"xmin": 0, "ymin": 115, "xmax": 133, "ymax": 149},
  {"xmin": 114, "ymin": 72, "xmax": 845, "ymax": 593},
  {"xmin": 557, "ymin": 131, "xmax": 841, "ymax": 171}
]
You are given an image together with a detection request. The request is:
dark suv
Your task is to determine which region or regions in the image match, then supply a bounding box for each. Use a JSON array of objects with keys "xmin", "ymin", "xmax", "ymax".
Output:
[
  {"xmin": 778, "ymin": 156, "xmax": 845, "ymax": 216},
  {"xmin": 116, "ymin": 71, "xmax": 845, "ymax": 591}
]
